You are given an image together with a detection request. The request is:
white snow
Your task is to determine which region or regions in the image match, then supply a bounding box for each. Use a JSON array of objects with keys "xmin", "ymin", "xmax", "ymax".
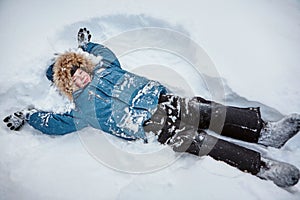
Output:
[{"xmin": 1, "ymin": 0, "xmax": 300, "ymax": 199}]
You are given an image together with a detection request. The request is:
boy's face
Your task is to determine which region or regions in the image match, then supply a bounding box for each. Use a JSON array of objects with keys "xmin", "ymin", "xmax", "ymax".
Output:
[{"xmin": 72, "ymin": 68, "xmax": 91, "ymax": 89}]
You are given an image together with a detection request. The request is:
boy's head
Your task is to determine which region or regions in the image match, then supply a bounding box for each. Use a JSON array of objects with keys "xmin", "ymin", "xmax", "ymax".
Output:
[{"xmin": 52, "ymin": 52, "xmax": 94, "ymax": 100}]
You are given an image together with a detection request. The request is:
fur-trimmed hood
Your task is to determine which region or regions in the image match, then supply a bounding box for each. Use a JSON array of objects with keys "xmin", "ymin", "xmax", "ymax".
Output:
[{"xmin": 53, "ymin": 50, "xmax": 100, "ymax": 100}]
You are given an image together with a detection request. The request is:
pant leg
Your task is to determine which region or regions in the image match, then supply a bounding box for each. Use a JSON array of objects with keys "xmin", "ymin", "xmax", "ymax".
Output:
[
  {"xmin": 219, "ymin": 106, "xmax": 263, "ymax": 143},
  {"xmin": 144, "ymin": 94, "xmax": 264, "ymax": 143},
  {"xmin": 184, "ymin": 131, "xmax": 261, "ymax": 175},
  {"xmin": 187, "ymin": 96, "xmax": 264, "ymax": 143}
]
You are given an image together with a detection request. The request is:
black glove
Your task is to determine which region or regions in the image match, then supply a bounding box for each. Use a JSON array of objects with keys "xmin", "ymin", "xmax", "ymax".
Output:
[
  {"xmin": 3, "ymin": 108, "xmax": 37, "ymax": 131},
  {"xmin": 77, "ymin": 27, "xmax": 92, "ymax": 48}
]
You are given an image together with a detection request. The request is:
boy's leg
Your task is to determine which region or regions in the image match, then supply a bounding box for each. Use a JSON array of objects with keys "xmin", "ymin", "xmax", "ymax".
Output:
[
  {"xmin": 190, "ymin": 96, "xmax": 300, "ymax": 148},
  {"xmin": 168, "ymin": 129, "xmax": 299, "ymax": 187},
  {"xmin": 170, "ymin": 129, "xmax": 261, "ymax": 174},
  {"xmin": 186, "ymin": 96, "xmax": 263, "ymax": 143}
]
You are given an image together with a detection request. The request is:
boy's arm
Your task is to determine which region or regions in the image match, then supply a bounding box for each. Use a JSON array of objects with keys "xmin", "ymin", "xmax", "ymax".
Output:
[
  {"xmin": 3, "ymin": 108, "xmax": 87, "ymax": 135},
  {"xmin": 78, "ymin": 27, "xmax": 121, "ymax": 68},
  {"xmin": 27, "ymin": 110, "xmax": 88, "ymax": 135},
  {"xmin": 82, "ymin": 42, "xmax": 121, "ymax": 68}
]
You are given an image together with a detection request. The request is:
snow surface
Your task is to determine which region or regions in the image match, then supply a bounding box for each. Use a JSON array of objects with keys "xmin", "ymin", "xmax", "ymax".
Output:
[{"xmin": 1, "ymin": 0, "xmax": 300, "ymax": 199}]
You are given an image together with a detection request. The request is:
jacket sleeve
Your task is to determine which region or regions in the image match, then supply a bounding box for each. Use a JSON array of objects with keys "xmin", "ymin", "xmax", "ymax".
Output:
[
  {"xmin": 82, "ymin": 42, "xmax": 121, "ymax": 68},
  {"xmin": 27, "ymin": 110, "xmax": 88, "ymax": 135}
]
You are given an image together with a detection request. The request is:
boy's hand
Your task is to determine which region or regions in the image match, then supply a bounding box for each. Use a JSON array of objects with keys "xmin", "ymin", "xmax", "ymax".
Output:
[
  {"xmin": 3, "ymin": 107, "xmax": 37, "ymax": 131},
  {"xmin": 77, "ymin": 27, "xmax": 92, "ymax": 48},
  {"xmin": 3, "ymin": 111, "xmax": 26, "ymax": 131}
]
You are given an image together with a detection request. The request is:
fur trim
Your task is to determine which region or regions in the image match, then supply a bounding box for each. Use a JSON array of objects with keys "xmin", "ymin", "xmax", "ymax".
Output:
[{"xmin": 53, "ymin": 50, "xmax": 99, "ymax": 100}]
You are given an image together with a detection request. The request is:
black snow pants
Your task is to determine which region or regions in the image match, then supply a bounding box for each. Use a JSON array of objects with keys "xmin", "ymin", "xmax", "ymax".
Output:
[{"xmin": 143, "ymin": 94, "xmax": 264, "ymax": 175}]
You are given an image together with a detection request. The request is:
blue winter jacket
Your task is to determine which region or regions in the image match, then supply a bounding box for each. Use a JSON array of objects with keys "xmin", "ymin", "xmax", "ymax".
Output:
[{"xmin": 28, "ymin": 42, "xmax": 167, "ymax": 141}]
